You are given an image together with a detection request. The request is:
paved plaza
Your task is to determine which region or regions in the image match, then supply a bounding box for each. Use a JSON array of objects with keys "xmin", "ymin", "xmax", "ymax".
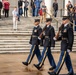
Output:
[{"xmin": 0, "ymin": 53, "xmax": 76, "ymax": 75}]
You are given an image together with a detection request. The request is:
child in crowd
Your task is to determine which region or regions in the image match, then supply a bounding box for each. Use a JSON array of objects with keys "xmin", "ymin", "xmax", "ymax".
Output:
[{"xmin": 12, "ymin": 7, "xmax": 18, "ymax": 30}]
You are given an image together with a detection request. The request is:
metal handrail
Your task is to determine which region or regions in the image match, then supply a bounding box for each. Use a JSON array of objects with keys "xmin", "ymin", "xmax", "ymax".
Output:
[
  {"xmin": 46, "ymin": 11, "xmax": 75, "ymax": 28},
  {"xmin": 46, "ymin": 12, "xmax": 61, "ymax": 30}
]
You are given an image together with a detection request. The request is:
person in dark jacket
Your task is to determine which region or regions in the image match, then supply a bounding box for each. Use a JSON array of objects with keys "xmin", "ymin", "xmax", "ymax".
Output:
[
  {"xmin": 68, "ymin": 8, "xmax": 74, "ymax": 23},
  {"xmin": 73, "ymin": 10, "xmax": 76, "ymax": 31},
  {"xmin": 73, "ymin": 4, "xmax": 76, "ymax": 12},
  {"xmin": 66, "ymin": 1, "xmax": 73, "ymax": 16},
  {"xmin": 0, "ymin": 1, "xmax": 3, "ymax": 19},
  {"xmin": 48, "ymin": 16, "xmax": 74, "ymax": 75},
  {"xmin": 18, "ymin": 0, "xmax": 23, "ymax": 16},
  {"xmin": 34, "ymin": 18, "xmax": 56, "ymax": 71},
  {"xmin": 53, "ymin": 0, "xmax": 58, "ymax": 17},
  {"xmin": 18, "ymin": 0, "xmax": 23, "ymax": 21},
  {"xmin": 31, "ymin": 0, "xmax": 35, "ymax": 16},
  {"xmin": 18, "ymin": 0, "xmax": 23, "ymax": 8},
  {"xmin": 22, "ymin": 19, "xmax": 42, "ymax": 66}
]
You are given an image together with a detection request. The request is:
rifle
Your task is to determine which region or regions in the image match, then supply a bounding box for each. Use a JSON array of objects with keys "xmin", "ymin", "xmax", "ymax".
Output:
[
  {"xmin": 39, "ymin": 25, "xmax": 47, "ymax": 46},
  {"xmin": 55, "ymin": 24, "xmax": 64, "ymax": 39},
  {"xmin": 39, "ymin": 25, "xmax": 47, "ymax": 39}
]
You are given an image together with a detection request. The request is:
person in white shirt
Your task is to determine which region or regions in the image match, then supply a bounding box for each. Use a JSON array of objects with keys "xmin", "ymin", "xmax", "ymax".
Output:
[{"xmin": 12, "ymin": 7, "xmax": 18, "ymax": 30}]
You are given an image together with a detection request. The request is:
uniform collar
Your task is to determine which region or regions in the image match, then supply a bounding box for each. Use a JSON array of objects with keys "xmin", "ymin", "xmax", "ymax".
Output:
[
  {"xmin": 64, "ymin": 23, "xmax": 69, "ymax": 27},
  {"xmin": 47, "ymin": 25, "xmax": 50, "ymax": 28},
  {"xmin": 35, "ymin": 25, "xmax": 39, "ymax": 28}
]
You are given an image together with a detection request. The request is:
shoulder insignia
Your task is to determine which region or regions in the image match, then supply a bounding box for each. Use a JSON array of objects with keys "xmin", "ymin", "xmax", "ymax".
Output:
[{"xmin": 64, "ymin": 29, "xmax": 67, "ymax": 32}]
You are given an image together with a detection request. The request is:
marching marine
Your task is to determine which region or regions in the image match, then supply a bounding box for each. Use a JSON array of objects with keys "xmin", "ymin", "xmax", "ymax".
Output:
[
  {"xmin": 34, "ymin": 18, "xmax": 56, "ymax": 71},
  {"xmin": 22, "ymin": 19, "xmax": 42, "ymax": 66},
  {"xmin": 48, "ymin": 16, "xmax": 74, "ymax": 75}
]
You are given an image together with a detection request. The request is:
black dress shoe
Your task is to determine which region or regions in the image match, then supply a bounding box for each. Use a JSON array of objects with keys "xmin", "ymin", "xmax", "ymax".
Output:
[
  {"xmin": 67, "ymin": 73, "xmax": 74, "ymax": 75},
  {"xmin": 49, "ymin": 67, "xmax": 56, "ymax": 70},
  {"xmin": 48, "ymin": 71, "xmax": 57, "ymax": 75},
  {"xmin": 34, "ymin": 64, "xmax": 41, "ymax": 70},
  {"xmin": 22, "ymin": 62, "xmax": 29, "ymax": 66}
]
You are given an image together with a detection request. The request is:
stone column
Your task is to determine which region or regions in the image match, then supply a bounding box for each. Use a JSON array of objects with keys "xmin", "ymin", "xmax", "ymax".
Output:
[
  {"xmin": 64, "ymin": 0, "xmax": 74, "ymax": 16},
  {"xmin": 44, "ymin": 0, "xmax": 53, "ymax": 18}
]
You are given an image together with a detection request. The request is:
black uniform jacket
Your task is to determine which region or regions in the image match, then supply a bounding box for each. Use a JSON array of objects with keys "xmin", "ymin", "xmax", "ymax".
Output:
[
  {"xmin": 0, "ymin": 2, "xmax": 3, "ymax": 9},
  {"xmin": 29, "ymin": 25, "xmax": 42, "ymax": 45},
  {"xmin": 57, "ymin": 24, "xmax": 74, "ymax": 51},
  {"xmin": 43, "ymin": 25, "xmax": 55, "ymax": 47}
]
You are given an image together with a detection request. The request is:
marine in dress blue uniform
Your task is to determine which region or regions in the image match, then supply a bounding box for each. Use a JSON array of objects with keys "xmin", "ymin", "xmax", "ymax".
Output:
[
  {"xmin": 48, "ymin": 16, "xmax": 74, "ymax": 75},
  {"xmin": 34, "ymin": 18, "xmax": 56, "ymax": 70},
  {"xmin": 22, "ymin": 19, "xmax": 42, "ymax": 66}
]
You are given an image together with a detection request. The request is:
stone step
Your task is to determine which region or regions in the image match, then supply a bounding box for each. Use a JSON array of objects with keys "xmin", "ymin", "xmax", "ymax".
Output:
[
  {"xmin": 0, "ymin": 44, "xmax": 76, "ymax": 48},
  {"xmin": 0, "ymin": 49, "xmax": 76, "ymax": 54},
  {"xmin": 0, "ymin": 43, "xmax": 28, "ymax": 45},
  {"xmin": 0, "ymin": 42, "xmax": 76, "ymax": 46},
  {"xmin": 0, "ymin": 30, "xmax": 31, "ymax": 32},
  {"xmin": 0, "ymin": 17, "xmax": 75, "ymax": 53},
  {"xmin": 0, "ymin": 40, "xmax": 76, "ymax": 43},
  {"xmin": 0, "ymin": 47, "xmax": 75, "ymax": 50},
  {"xmin": 0, "ymin": 33, "xmax": 31, "ymax": 36}
]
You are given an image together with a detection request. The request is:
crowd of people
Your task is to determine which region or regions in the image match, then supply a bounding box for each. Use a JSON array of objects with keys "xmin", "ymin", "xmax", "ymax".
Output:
[
  {"xmin": 66, "ymin": 1, "xmax": 76, "ymax": 31},
  {"xmin": 0, "ymin": 0, "xmax": 76, "ymax": 31}
]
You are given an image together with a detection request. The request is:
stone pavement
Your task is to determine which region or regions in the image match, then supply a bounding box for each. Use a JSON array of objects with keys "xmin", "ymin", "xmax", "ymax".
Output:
[{"xmin": 0, "ymin": 53, "xmax": 76, "ymax": 75}]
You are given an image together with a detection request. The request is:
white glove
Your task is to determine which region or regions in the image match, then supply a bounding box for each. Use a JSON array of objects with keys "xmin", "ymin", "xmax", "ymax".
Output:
[
  {"xmin": 38, "ymin": 37, "xmax": 41, "ymax": 40},
  {"xmin": 67, "ymin": 49, "xmax": 70, "ymax": 53},
  {"xmin": 53, "ymin": 37, "xmax": 57, "ymax": 41},
  {"xmin": 51, "ymin": 47, "xmax": 54, "ymax": 50}
]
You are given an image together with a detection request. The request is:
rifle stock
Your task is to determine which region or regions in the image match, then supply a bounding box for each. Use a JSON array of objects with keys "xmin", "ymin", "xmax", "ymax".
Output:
[
  {"xmin": 39, "ymin": 25, "xmax": 47, "ymax": 38},
  {"xmin": 55, "ymin": 24, "xmax": 64, "ymax": 39},
  {"xmin": 55, "ymin": 31, "xmax": 60, "ymax": 39}
]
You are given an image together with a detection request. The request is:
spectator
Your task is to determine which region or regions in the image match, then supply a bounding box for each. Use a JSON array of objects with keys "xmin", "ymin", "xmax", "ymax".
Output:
[
  {"xmin": 73, "ymin": 10, "xmax": 76, "ymax": 31},
  {"xmin": 53, "ymin": 0, "xmax": 58, "ymax": 17},
  {"xmin": 4, "ymin": 0, "xmax": 10, "ymax": 18},
  {"xmin": 18, "ymin": 0, "xmax": 23, "ymax": 16},
  {"xmin": 66, "ymin": 1, "xmax": 73, "ymax": 16},
  {"xmin": 34, "ymin": 0, "xmax": 41, "ymax": 17},
  {"xmin": 23, "ymin": 0, "xmax": 29, "ymax": 17},
  {"xmin": 68, "ymin": 8, "xmax": 74, "ymax": 23},
  {"xmin": 12, "ymin": 7, "xmax": 18, "ymax": 30},
  {"xmin": 40, "ymin": 1, "xmax": 46, "ymax": 23},
  {"xmin": 73, "ymin": 4, "xmax": 76, "ymax": 12},
  {"xmin": 0, "ymin": 1, "xmax": 3, "ymax": 19},
  {"xmin": 31, "ymin": 0, "xmax": 35, "ymax": 16},
  {"xmin": 18, "ymin": 0, "xmax": 23, "ymax": 8}
]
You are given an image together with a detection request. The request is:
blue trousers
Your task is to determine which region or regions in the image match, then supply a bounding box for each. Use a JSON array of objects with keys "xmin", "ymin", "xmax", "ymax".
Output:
[
  {"xmin": 26, "ymin": 45, "xmax": 41, "ymax": 64},
  {"xmin": 32, "ymin": 8, "xmax": 35, "ymax": 16},
  {"xmin": 74, "ymin": 21, "xmax": 76, "ymax": 31},
  {"xmin": 35, "ymin": 7, "xmax": 40, "ymax": 16},
  {"xmin": 38, "ymin": 47, "xmax": 56, "ymax": 68},
  {"xmin": 54, "ymin": 51, "xmax": 74, "ymax": 74}
]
